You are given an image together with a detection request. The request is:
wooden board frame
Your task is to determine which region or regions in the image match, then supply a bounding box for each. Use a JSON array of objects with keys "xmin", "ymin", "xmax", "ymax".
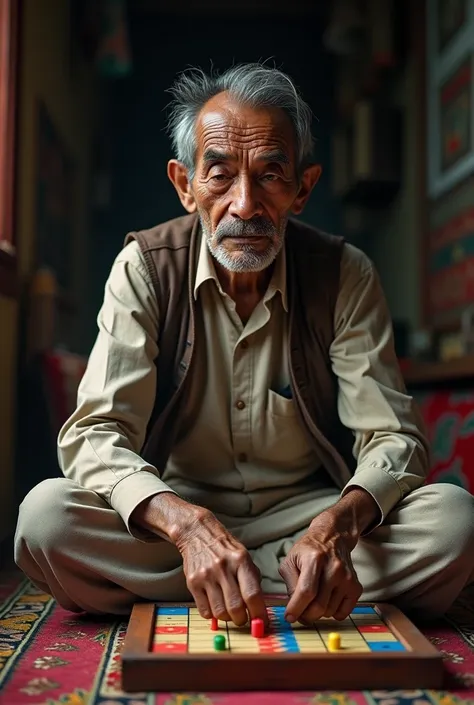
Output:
[{"xmin": 121, "ymin": 600, "xmax": 444, "ymax": 692}]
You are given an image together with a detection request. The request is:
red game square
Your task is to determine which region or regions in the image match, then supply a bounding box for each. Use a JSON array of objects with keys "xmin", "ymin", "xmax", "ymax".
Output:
[
  {"xmin": 152, "ymin": 643, "xmax": 188, "ymax": 653},
  {"xmin": 155, "ymin": 626, "xmax": 188, "ymax": 634},
  {"xmin": 259, "ymin": 637, "xmax": 283, "ymax": 653},
  {"xmin": 358, "ymin": 625, "xmax": 389, "ymax": 633}
]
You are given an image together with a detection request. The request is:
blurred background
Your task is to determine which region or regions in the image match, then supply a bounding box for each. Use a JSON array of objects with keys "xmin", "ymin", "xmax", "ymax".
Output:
[{"xmin": 1, "ymin": 0, "xmax": 473, "ymax": 556}]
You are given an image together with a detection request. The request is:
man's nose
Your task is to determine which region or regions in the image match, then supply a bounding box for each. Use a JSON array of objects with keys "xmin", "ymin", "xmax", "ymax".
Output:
[{"xmin": 228, "ymin": 176, "xmax": 262, "ymax": 220}]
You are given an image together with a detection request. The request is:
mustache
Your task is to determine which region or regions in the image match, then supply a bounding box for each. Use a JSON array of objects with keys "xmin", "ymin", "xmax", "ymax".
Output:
[{"xmin": 214, "ymin": 218, "xmax": 277, "ymax": 243}]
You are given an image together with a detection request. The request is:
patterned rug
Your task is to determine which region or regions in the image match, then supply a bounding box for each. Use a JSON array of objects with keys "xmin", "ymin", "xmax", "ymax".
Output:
[{"xmin": 1, "ymin": 574, "xmax": 474, "ymax": 705}]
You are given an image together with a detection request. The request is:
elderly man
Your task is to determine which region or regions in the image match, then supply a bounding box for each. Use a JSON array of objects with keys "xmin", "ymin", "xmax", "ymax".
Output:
[{"xmin": 15, "ymin": 64, "xmax": 474, "ymax": 625}]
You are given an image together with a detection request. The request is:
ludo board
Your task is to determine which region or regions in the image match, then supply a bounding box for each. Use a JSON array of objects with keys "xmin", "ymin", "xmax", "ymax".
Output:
[{"xmin": 121, "ymin": 601, "xmax": 444, "ymax": 692}]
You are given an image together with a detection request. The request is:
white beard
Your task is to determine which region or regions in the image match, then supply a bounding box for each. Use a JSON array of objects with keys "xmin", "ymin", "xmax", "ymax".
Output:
[{"xmin": 201, "ymin": 216, "xmax": 286, "ymax": 274}]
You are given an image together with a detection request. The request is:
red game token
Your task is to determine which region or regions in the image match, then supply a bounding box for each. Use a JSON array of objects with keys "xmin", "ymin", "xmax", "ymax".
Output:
[
  {"xmin": 211, "ymin": 617, "xmax": 218, "ymax": 631},
  {"xmin": 251, "ymin": 618, "xmax": 265, "ymax": 638}
]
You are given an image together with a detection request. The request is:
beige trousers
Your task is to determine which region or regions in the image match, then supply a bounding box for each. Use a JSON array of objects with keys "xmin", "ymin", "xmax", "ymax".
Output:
[{"xmin": 14, "ymin": 478, "xmax": 474, "ymax": 619}]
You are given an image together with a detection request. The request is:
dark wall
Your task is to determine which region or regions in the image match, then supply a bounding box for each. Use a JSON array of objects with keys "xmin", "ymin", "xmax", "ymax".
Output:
[{"xmin": 85, "ymin": 12, "xmax": 341, "ymax": 350}]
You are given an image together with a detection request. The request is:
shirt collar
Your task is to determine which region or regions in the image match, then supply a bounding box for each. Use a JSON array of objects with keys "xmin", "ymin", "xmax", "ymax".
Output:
[{"xmin": 193, "ymin": 229, "xmax": 288, "ymax": 312}]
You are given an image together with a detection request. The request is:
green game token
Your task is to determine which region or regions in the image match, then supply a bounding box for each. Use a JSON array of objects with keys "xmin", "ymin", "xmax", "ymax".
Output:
[{"xmin": 214, "ymin": 634, "xmax": 226, "ymax": 651}]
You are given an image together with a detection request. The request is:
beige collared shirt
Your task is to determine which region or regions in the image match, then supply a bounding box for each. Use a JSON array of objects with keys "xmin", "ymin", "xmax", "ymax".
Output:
[{"xmin": 58, "ymin": 231, "xmax": 429, "ymax": 547}]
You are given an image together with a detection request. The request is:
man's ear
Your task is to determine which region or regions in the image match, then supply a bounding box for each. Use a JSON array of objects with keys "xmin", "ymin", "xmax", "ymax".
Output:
[
  {"xmin": 291, "ymin": 164, "xmax": 322, "ymax": 215},
  {"xmin": 167, "ymin": 160, "xmax": 197, "ymax": 213}
]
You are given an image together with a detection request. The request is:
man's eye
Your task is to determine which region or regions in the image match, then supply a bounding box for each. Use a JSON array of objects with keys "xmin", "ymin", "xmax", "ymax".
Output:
[
  {"xmin": 261, "ymin": 174, "xmax": 279, "ymax": 182},
  {"xmin": 210, "ymin": 173, "xmax": 229, "ymax": 181}
]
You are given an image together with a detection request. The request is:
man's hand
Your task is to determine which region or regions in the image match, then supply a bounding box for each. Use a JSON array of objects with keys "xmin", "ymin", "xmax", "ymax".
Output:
[
  {"xmin": 279, "ymin": 518, "xmax": 362, "ymax": 623},
  {"xmin": 132, "ymin": 492, "xmax": 267, "ymax": 627},
  {"xmin": 175, "ymin": 510, "xmax": 268, "ymax": 627},
  {"xmin": 279, "ymin": 488, "xmax": 380, "ymax": 623}
]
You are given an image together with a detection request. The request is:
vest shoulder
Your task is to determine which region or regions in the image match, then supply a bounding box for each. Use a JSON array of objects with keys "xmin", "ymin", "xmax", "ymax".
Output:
[
  {"xmin": 287, "ymin": 219, "xmax": 345, "ymax": 255},
  {"xmin": 124, "ymin": 213, "xmax": 199, "ymax": 251}
]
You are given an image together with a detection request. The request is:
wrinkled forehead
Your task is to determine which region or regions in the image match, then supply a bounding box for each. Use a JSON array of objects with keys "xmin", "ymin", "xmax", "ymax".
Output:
[{"xmin": 194, "ymin": 91, "xmax": 297, "ymax": 163}]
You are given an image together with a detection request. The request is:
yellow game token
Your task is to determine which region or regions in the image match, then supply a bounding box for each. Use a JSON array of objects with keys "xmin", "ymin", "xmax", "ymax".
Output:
[{"xmin": 328, "ymin": 632, "xmax": 341, "ymax": 651}]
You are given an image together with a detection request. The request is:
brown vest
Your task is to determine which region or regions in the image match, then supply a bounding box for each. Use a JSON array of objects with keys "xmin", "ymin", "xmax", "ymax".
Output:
[{"xmin": 125, "ymin": 213, "xmax": 355, "ymax": 490}]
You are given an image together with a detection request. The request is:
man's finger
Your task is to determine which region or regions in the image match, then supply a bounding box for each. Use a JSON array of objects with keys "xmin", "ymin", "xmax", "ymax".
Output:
[
  {"xmin": 238, "ymin": 565, "xmax": 268, "ymax": 627},
  {"xmin": 323, "ymin": 586, "xmax": 345, "ymax": 617},
  {"xmin": 334, "ymin": 594, "xmax": 357, "ymax": 621},
  {"xmin": 220, "ymin": 574, "xmax": 248, "ymax": 626},
  {"xmin": 284, "ymin": 561, "xmax": 321, "ymax": 623},
  {"xmin": 193, "ymin": 588, "xmax": 213, "ymax": 620},
  {"xmin": 299, "ymin": 579, "xmax": 334, "ymax": 623},
  {"xmin": 304, "ymin": 556, "xmax": 352, "ymax": 621},
  {"xmin": 324, "ymin": 575, "xmax": 359, "ymax": 619},
  {"xmin": 206, "ymin": 583, "xmax": 231, "ymax": 622},
  {"xmin": 279, "ymin": 557, "xmax": 299, "ymax": 597}
]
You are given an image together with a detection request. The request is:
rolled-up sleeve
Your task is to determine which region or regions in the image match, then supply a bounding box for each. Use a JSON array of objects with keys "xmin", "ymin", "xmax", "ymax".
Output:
[
  {"xmin": 330, "ymin": 244, "xmax": 430, "ymax": 525},
  {"xmin": 58, "ymin": 241, "xmax": 176, "ymax": 538}
]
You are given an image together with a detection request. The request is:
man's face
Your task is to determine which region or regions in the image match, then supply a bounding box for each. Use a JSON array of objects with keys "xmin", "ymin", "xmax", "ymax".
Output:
[{"xmin": 191, "ymin": 93, "xmax": 301, "ymax": 273}]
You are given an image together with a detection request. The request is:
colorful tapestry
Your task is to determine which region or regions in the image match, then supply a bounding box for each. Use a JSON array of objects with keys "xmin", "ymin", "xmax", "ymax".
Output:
[
  {"xmin": 416, "ymin": 390, "xmax": 474, "ymax": 493},
  {"xmin": 426, "ymin": 175, "xmax": 474, "ymax": 326},
  {"xmin": 1, "ymin": 574, "xmax": 474, "ymax": 705}
]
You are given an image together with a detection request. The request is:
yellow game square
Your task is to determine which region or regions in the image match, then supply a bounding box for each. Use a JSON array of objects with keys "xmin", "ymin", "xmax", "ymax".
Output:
[
  {"xmin": 325, "ymin": 637, "xmax": 366, "ymax": 647},
  {"xmin": 153, "ymin": 635, "xmax": 188, "ymax": 644},
  {"xmin": 227, "ymin": 632, "xmax": 256, "ymax": 641},
  {"xmin": 156, "ymin": 616, "xmax": 188, "ymax": 625},
  {"xmin": 227, "ymin": 641, "xmax": 259, "ymax": 650},
  {"xmin": 295, "ymin": 636, "xmax": 325, "ymax": 645}
]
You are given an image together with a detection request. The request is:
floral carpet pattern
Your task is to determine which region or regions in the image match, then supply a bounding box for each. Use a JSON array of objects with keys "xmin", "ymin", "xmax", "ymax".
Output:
[{"xmin": 1, "ymin": 575, "xmax": 474, "ymax": 705}]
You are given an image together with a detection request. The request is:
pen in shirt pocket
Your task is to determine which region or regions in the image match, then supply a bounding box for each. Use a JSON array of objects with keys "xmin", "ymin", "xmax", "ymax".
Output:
[{"xmin": 277, "ymin": 385, "xmax": 292, "ymax": 399}]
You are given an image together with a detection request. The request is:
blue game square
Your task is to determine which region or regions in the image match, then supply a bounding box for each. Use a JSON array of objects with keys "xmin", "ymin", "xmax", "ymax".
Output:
[
  {"xmin": 157, "ymin": 607, "xmax": 188, "ymax": 616},
  {"xmin": 368, "ymin": 641, "xmax": 406, "ymax": 652},
  {"xmin": 352, "ymin": 606, "xmax": 376, "ymax": 614}
]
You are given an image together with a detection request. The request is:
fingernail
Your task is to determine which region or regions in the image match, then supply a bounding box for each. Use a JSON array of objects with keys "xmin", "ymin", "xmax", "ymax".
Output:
[{"xmin": 286, "ymin": 614, "xmax": 296, "ymax": 623}]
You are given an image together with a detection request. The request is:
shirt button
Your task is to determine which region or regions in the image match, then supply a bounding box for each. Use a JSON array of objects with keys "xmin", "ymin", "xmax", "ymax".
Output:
[
  {"xmin": 236, "ymin": 399, "xmax": 246, "ymax": 410},
  {"xmin": 238, "ymin": 453, "xmax": 248, "ymax": 463},
  {"xmin": 240, "ymin": 340, "xmax": 249, "ymax": 349}
]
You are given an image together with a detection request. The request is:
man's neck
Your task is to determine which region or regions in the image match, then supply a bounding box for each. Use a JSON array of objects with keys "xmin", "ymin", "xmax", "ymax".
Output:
[
  {"xmin": 213, "ymin": 261, "xmax": 274, "ymax": 324},
  {"xmin": 214, "ymin": 261, "xmax": 273, "ymax": 298}
]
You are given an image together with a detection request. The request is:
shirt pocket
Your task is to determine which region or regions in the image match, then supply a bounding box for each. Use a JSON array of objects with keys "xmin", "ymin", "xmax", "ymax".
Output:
[
  {"xmin": 260, "ymin": 389, "xmax": 314, "ymax": 469},
  {"xmin": 267, "ymin": 388, "xmax": 297, "ymax": 417}
]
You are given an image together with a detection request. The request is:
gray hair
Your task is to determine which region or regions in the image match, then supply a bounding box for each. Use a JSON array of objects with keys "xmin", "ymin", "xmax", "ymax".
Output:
[{"xmin": 167, "ymin": 63, "xmax": 315, "ymax": 177}]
